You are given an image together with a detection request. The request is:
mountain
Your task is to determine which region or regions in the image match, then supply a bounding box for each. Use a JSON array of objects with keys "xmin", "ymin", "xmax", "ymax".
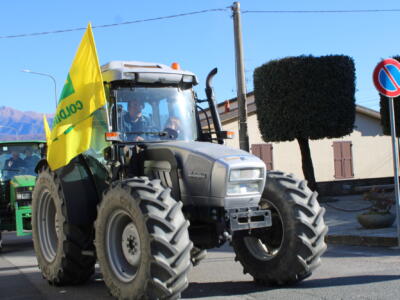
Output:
[{"xmin": 0, "ymin": 106, "xmax": 52, "ymax": 141}]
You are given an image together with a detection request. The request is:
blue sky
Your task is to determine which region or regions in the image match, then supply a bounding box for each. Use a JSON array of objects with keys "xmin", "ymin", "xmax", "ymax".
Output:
[{"xmin": 1, "ymin": 0, "xmax": 399, "ymax": 114}]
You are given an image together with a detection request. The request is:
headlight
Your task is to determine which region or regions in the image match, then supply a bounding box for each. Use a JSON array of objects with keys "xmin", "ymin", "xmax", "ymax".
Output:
[
  {"xmin": 229, "ymin": 168, "xmax": 263, "ymax": 181},
  {"xmin": 16, "ymin": 192, "xmax": 31, "ymax": 200},
  {"xmin": 227, "ymin": 182, "xmax": 262, "ymax": 195},
  {"xmin": 227, "ymin": 168, "xmax": 264, "ymax": 195}
]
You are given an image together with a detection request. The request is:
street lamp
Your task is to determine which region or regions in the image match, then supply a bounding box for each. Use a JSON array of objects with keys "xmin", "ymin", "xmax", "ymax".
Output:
[
  {"xmin": 0, "ymin": 125, "xmax": 19, "ymax": 140},
  {"xmin": 22, "ymin": 69, "xmax": 58, "ymax": 108}
]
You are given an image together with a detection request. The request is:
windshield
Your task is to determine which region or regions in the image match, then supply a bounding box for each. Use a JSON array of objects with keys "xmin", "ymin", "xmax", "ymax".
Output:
[
  {"xmin": 0, "ymin": 144, "xmax": 41, "ymax": 180},
  {"xmin": 114, "ymin": 86, "xmax": 197, "ymax": 142}
]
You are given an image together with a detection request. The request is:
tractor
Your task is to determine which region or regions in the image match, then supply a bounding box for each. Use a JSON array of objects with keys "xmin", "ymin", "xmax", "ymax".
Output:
[
  {"xmin": 0, "ymin": 140, "xmax": 44, "ymax": 250},
  {"xmin": 32, "ymin": 61, "xmax": 327, "ymax": 299}
]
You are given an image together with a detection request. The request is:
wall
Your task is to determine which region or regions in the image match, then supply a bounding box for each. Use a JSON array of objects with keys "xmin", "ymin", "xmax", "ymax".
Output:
[{"xmin": 222, "ymin": 109, "xmax": 393, "ymax": 182}]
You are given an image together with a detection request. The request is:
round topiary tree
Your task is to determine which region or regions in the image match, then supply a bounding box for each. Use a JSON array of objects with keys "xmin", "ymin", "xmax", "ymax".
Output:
[
  {"xmin": 254, "ymin": 55, "xmax": 356, "ymax": 191},
  {"xmin": 379, "ymin": 56, "xmax": 400, "ymax": 136}
]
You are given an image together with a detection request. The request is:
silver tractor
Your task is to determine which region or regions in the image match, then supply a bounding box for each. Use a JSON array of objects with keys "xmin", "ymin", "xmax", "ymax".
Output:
[{"xmin": 32, "ymin": 61, "xmax": 328, "ymax": 299}]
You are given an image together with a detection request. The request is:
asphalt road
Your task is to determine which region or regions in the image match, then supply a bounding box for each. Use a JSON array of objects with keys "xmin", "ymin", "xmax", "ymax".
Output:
[{"xmin": 1, "ymin": 232, "xmax": 400, "ymax": 300}]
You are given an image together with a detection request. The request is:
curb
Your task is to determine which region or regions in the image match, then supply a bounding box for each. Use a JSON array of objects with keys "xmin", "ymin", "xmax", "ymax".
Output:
[{"xmin": 326, "ymin": 234, "xmax": 397, "ymax": 247}]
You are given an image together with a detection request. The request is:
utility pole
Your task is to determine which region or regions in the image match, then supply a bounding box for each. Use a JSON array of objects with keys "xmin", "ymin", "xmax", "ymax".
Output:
[{"xmin": 232, "ymin": 1, "xmax": 249, "ymax": 152}]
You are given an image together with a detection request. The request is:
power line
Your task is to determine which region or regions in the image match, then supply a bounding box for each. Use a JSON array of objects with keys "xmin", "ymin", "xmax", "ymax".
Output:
[
  {"xmin": 243, "ymin": 8, "xmax": 400, "ymax": 14},
  {"xmin": 0, "ymin": 8, "xmax": 228, "ymax": 39},
  {"xmin": 2, "ymin": 7, "xmax": 400, "ymax": 40}
]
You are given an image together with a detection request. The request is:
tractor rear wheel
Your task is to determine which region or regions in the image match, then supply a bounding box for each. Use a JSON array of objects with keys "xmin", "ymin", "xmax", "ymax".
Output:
[
  {"xmin": 95, "ymin": 177, "xmax": 192, "ymax": 299},
  {"xmin": 232, "ymin": 171, "xmax": 328, "ymax": 286},
  {"xmin": 32, "ymin": 165, "xmax": 95, "ymax": 285}
]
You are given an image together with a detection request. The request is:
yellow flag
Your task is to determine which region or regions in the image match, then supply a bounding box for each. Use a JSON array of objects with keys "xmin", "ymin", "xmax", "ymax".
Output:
[
  {"xmin": 43, "ymin": 115, "xmax": 51, "ymax": 142},
  {"xmin": 47, "ymin": 23, "xmax": 106, "ymax": 170},
  {"xmin": 48, "ymin": 117, "xmax": 94, "ymax": 170}
]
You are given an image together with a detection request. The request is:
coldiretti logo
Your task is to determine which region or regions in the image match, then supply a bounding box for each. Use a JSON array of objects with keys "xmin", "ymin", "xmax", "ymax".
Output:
[
  {"xmin": 53, "ymin": 100, "xmax": 84, "ymax": 126},
  {"xmin": 52, "ymin": 73, "xmax": 84, "ymax": 127},
  {"xmin": 59, "ymin": 74, "xmax": 75, "ymax": 102}
]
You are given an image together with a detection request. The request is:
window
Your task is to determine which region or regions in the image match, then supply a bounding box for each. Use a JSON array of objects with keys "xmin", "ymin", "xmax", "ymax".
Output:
[
  {"xmin": 333, "ymin": 141, "xmax": 354, "ymax": 179},
  {"xmin": 113, "ymin": 87, "xmax": 197, "ymax": 142},
  {"xmin": 251, "ymin": 144, "xmax": 273, "ymax": 170}
]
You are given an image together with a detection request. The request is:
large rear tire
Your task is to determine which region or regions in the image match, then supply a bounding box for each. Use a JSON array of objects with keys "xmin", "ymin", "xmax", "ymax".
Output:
[
  {"xmin": 95, "ymin": 177, "xmax": 192, "ymax": 299},
  {"xmin": 32, "ymin": 165, "xmax": 95, "ymax": 285},
  {"xmin": 232, "ymin": 171, "xmax": 328, "ymax": 285}
]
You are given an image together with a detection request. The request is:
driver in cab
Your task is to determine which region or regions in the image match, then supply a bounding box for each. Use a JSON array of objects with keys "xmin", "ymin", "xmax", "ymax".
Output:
[
  {"xmin": 23, "ymin": 149, "xmax": 40, "ymax": 174},
  {"xmin": 123, "ymin": 99, "xmax": 150, "ymax": 141},
  {"xmin": 4, "ymin": 151, "xmax": 23, "ymax": 170},
  {"xmin": 164, "ymin": 116, "xmax": 182, "ymax": 139}
]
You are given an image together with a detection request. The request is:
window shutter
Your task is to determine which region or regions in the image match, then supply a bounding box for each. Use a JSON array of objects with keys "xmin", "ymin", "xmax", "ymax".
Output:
[
  {"xmin": 333, "ymin": 142, "xmax": 343, "ymax": 179},
  {"xmin": 251, "ymin": 143, "xmax": 273, "ymax": 170},
  {"xmin": 333, "ymin": 141, "xmax": 354, "ymax": 179},
  {"xmin": 342, "ymin": 142, "xmax": 354, "ymax": 178}
]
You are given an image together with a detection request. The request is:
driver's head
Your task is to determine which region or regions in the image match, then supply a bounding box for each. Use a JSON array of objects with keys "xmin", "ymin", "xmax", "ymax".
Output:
[
  {"xmin": 11, "ymin": 151, "xmax": 19, "ymax": 159},
  {"xmin": 165, "ymin": 116, "xmax": 181, "ymax": 131},
  {"xmin": 128, "ymin": 99, "xmax": 144, "ymax": 119},
  {"xmin": 25, "ymin": 149, "xmax": 32, "ymax": 157}
]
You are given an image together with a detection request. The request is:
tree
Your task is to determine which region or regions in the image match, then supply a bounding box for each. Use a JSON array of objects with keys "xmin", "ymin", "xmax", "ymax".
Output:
[
  {"xmin": 253, "ymin": 55, "xmax": 356, "ymax": 191},
  {"xmin": 379, "ymin": 56, "xmax": 400, "ymax": 136}
]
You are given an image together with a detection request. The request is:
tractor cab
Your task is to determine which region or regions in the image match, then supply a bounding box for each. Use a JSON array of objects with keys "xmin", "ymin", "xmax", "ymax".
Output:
[
  {"xmin": 0, "ymin": 140, "xmax": 45, "ymax": 249},
  {"xmin": 101, "ymin": 61, "xmax": 222, "ymax": 145}
]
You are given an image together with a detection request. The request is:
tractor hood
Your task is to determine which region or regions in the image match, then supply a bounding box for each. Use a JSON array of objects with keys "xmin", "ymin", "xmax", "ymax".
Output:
[
  {"xmin": 11, "ymin": 175, "xmax": 36, "ymax": 188},
  {"xmin": 146, "ymin": 141, "xmax": 266, "ymax": 209},
  {"xmin": 149, "ymin": 141, "xmax": 252, "ymax": 160}
]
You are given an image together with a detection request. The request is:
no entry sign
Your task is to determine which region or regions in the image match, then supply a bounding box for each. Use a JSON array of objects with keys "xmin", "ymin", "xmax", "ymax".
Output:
[
  {"xmin": 373, "ymin": 58, "xmax": 400, "ymax": 247},
  {"xmin": 373, "ymin": 58, "xmax": 400, "ymax": 97}
]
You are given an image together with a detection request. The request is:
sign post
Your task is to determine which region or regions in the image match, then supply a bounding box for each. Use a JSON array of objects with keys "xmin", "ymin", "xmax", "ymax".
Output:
[
  {"xmin": 373, "ymin": 58, "xmax": 400, "ymax": 247},
  {"xmin": 388, "ymin": 96, "xmax": 400, "ymax": 248}
]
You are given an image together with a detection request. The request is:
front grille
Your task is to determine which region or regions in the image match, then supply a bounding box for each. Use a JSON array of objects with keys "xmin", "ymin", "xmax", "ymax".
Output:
[
  {"xmin": 15, "ymin": 186, "xmax": 33, "ymax": 203},
  {"xmin": 16, "ymin": 186, "xmax": 33, "ymax": 193},
  {"xmin": 17, "ymin": 200, "xmax": 31, "ymax": 207}
]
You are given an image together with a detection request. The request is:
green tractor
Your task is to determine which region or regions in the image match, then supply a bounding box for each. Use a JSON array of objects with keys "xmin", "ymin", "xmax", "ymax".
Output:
[
  {"xmin": 32, "ymin": 61, "xmax": 327, "ymax": 299},
  {"xmin": 0, "ymin": 140, "xmax": 45, "ymax": 250}
]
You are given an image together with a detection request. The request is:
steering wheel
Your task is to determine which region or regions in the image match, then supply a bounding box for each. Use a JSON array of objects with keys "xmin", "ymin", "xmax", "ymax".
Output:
[{"xmin": 163, "ymin": 128, "xmax": 179, "ymax": 139}]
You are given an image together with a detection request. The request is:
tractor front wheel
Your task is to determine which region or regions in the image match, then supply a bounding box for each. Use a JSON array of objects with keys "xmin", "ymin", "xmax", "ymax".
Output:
[
  {"xmin": 95, "ymin": 178, "xmax": 192, "ymax": 299},
  {"xmin": 232, "ymin": 171, "xmax": 328, "ymax": 286}
]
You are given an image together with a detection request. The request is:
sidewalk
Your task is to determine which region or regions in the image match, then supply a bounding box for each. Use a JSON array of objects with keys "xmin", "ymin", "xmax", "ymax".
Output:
[{"xmin": 321, "ymin": 194, "xmax": 398, "ymax": 247}]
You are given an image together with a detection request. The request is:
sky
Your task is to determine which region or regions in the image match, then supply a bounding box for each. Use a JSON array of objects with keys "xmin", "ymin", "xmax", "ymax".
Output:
[{"xmin": 1, "ymin": 0, "xmax": 400, "ymax": 114}]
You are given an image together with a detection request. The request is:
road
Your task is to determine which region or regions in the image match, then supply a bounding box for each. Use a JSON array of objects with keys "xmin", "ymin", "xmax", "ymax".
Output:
[{"xmin": 1, "ymin": 232, "xmax": 400, "ymax": 300}]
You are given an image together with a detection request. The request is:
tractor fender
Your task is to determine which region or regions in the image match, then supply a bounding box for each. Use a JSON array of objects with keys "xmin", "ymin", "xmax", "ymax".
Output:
[
  {"xmin": 53, "ymin": 156, "xmax": 103, "ymax": 226},
  {"xmin": 34, "ymin": 159, "xmax": 48, "ymax": 174}
]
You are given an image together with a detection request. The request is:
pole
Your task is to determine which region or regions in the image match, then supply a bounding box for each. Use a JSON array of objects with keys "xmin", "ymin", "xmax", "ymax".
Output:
[
  {"xmin": 232, "ymin": 2, "xmax": 249, "ymax": 152},
  {"xmin": 22, "ymin": 70, "xmax": 58, "ymax": 108},
  {"xmin": 388, "ymin": 97, "xmax": 400, "ymax": 247}
]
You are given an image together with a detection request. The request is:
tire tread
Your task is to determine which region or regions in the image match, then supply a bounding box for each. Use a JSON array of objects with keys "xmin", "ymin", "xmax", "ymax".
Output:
[{"xmin": 232, "ymin": 170, "xmax": 327, "ymax": 286}]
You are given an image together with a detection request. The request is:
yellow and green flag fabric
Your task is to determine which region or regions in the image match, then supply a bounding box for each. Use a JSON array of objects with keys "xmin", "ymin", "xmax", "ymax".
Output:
[
  {"xmin": 46, "ymin": 23, "xmax": 106, "ymax": 170},
  {"xmin": 43, "ymin": 114, "xmax": 51, "ymax": 142}
]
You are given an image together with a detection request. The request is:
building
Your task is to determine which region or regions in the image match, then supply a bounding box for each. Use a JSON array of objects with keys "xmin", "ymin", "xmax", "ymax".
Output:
[{"xmin": 203, "ymin": 93, "xmax": 394, "ymax": 194}]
